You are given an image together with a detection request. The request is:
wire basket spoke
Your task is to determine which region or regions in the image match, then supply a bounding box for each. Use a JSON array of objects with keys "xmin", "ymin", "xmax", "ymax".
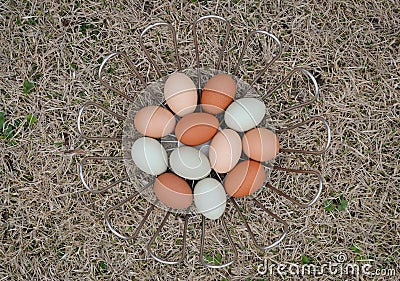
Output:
[
  {"xmin": 234, "ymin": 30, "xmax": 283, "ymax": 91},
  {"xmin": 252, "ymin": 198, "xmax": 288, "ymax": 250},
  {"xmin": 266, "ymin": 166, "xmax": 323, "ymax": 208},
  {"xmin": 277, "ymin": 116, "xmax": 331, "ymax": 155},
  {"xmin": 230, "ymin": 197, "xmax": 288, "ymax": 251},
  {"xmin": 77, "ymin": 101, "xmax": 126, "ymax": 141},
  {"xmin": 199, "ymin": 215, "xmax": 238, "ymax": 268},
  {"xmin": 79, "ymin": 156, "xmax": 125, "ymax": 194},
  {"xmin": 263, "ymin": 67, "xmax": 319, "ymax": 117},
  {"xmin": 104, "ymin": 182, "xmax": 154, "ymax": 240},
  {"xmin": 192, "ymin": 15, "xmax": 231, "ymax": 85},
  {"xmin": 99, "ymin": 51, "xmax": 146, "ymax": 102},
  {"xmin": 147, "ymin": 212, "xmax": 189, "ymax": 265},
  {"xmin": 139, "ymin": 22, "xmax": 181, "ymax": 77}
]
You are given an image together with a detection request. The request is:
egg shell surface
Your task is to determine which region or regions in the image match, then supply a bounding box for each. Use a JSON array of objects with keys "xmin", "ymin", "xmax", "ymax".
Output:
[
  {"xmin": 169, "ymin": 146, "xmax": 211, "ymax": 180},
  {"xmin": 201, "ymin": 74, "xmax": 236, "ymax": 114},
  {"xmin": 131, "ymin": 137, "xmax": 168, "ymax": 176},
  {"xmin": 194, "ymin": 178, "xmax": 226, "ymax": 220},
  {"xmin": 153, "ymin": 172, "xmax": 193, "ymax": 209},
  {"xmin": 175, "ymin": 112, "xmax": 219, "ymax": 146},
  {"xmin": 242, "ymin": 128, "xmax": 280, "ymax": 162},
  {"xmin": 224, "ymin": 98, "xmax": 266, "ymax": 132},
  {"xmin": 133, "ymin": 106, "xmax": 176, "ymax": 138},
  {"xmin": 209, "ymin": 129, "xmax": 242, "ymax": 173},
  {"xmin": 224, "ymin": 160, "xmax": 266, "ymax": 198},
  {"xmin": 164, "ymin": 72, "xmax": 198, "ymax": 117}
]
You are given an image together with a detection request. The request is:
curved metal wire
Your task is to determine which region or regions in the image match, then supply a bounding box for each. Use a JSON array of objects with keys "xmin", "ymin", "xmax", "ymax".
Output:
[
  {"xmin": 266, "ymin": 166, "xmax": 323, "ymax": 208},
  {"xmin": 262, "ymin": 67, "xmax": 319, "ymax": 117},
  {"xmin": 147, "ymin": 213, "xmax": 189, "ymax": 265},
  {"xmin": 77, "ymin": 101, "xmax": 125, "ymax": 141},
  {"xmin": 79, "ymin": 156, "xmax": 125, "ymax": 194},
  {"xmin": 277, "ymin": 116, "xmax": 331, "ymax": 155},
  {"xmin": 192, "ymin": 15, "xmax": 231, "ymax": 88},
  {"xmin": 199, "ymin": 215, "xmax": 238, "ymax": 268},
  {"xmin": 139, "ymin": 22, "xmax": 182, "ymax": 78},
  {"xmin": 99, "ymin": 51, "xmax": 146, "ymax": 102},
  {"xmin": 233, "ymin": 30, "xmax": 283, "ymax": 91},
  {"xmin": 230, "ymin": 197, "xmax": 288, "ymax": 251},
  {"xmin": 104, "ymin": 182, "xmax": 154, "ymax": 240}
]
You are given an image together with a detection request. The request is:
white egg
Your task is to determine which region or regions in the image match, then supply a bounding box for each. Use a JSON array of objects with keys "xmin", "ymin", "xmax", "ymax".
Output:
[
  {"xmin": 224, "ymin": 97, "xmax": 266, "ymax": 132},
  {"xmin": 131, "ymin": 137, "xmax": 168, "ymax": 176},
  {"xmin": 169, "ymin": 146, "xmax": 211, "ymax": 180},
  {"xmin": 194, "ymin": 178, "xmax": 226, "ymax": 220}
]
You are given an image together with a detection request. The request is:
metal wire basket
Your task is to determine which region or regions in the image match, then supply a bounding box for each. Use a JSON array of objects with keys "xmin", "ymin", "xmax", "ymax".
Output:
[{"xmin": 77, "ymin": 15, "xmax": 331, "ymax": 268}]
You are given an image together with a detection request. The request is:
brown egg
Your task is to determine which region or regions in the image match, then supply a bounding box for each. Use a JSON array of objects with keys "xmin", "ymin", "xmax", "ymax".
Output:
[
  {"xmin": 242, "ymin": 128, "xmax": 280, "ymax": 162},
  {"xmin": 175, "ymin": 112, "xmax": 219, "ymax": 146},
  {"xmin": 224, "ymin": 160, "xmax": 266, "ymax": 198},
  {"xmin": 153, "ymin": 172, "xmax": 193, "ymax": 209},
  {"xmin": 201, "ymin": 74, "xmax": 236, "ymax": 114},
  {"xmin": 134, "ymin": 106, "xmax": 176, "ymax": 138}
]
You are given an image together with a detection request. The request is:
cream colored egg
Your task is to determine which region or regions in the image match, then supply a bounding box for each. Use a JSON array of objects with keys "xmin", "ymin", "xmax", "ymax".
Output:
[
  {"xmin": 164, "ymin": 72, "xmax": 198, "ymax": 117},
  {"xmin": 133, "ymin": 106, "xmax": 176, "ymax": 138},
  {"xmin": 224, "ymin": 97, "xmax": 266, "ymax": 132},
  {"xmin": 131, "ymin": 137, "xmax": 168, "ymax": 175},
  {"xmin": 242, "ymin": 128, "xmax": 280, "ymax": 162},
  {"xmin": 194, "ymin": 178, "xmax": 226, "ymax": 220},
  {"xmin": 169, "ymin": 146, "xmax": 211, "ymax": 180},
  {"xmin": 209, "ymin": 129, "xmax": 242, "ymax": 173}
]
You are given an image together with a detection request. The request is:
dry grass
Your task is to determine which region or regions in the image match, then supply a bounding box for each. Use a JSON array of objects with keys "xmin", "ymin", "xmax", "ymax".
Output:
[{"xmin": 1, "ymin": 0, "xmax": 399, "ymax": 280}]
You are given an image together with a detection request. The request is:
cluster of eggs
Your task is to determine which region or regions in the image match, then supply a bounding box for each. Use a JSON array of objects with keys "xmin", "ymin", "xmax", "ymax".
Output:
[{"xmin": 131, "ymin": 72, "xmax": 280, "ymax": 220}]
